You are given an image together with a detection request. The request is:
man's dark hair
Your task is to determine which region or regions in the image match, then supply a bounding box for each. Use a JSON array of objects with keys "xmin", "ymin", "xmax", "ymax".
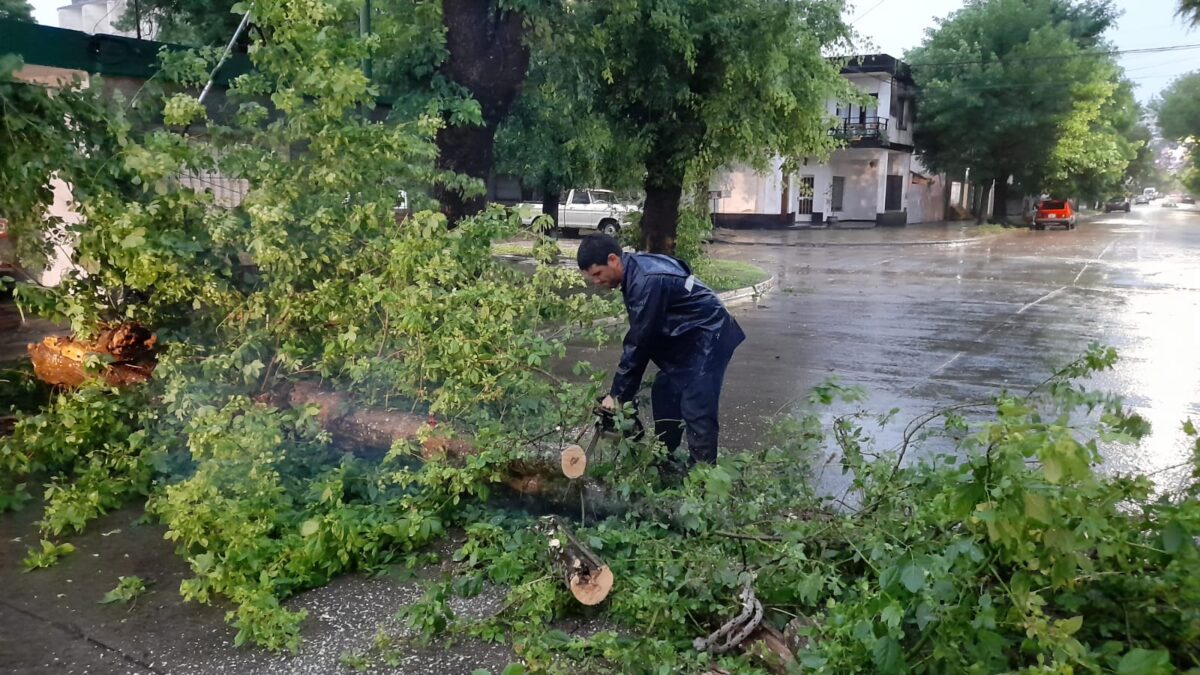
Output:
[{"xmin": 576, "ymin": 234, "xmax": 623, "ymax": 269}]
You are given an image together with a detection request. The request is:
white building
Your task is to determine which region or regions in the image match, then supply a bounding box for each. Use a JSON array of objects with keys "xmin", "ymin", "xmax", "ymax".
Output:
[
  {"xmin": 713, "ymin": 54, "xmax": 944, "ymax": 228},
  {"xmin": 58, "ymin": 0, "xmax": 153, "ymax": 38}
]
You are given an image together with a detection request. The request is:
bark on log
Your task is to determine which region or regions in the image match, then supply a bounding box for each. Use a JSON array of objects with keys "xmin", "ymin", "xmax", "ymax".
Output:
[
  {"xmin": 24, "ymin": 330, "xmax": 601, "ymax": 504},
  {"xmin": 285, "ymin": 382, "xmax": 583, "ymax": 499},
  {"xmin": 545, "ymin": 516, "xmax": 613, "ymax": 605}
]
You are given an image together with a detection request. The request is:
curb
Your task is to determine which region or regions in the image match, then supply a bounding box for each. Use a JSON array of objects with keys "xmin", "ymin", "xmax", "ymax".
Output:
[
  {"xmin": 711, "ymin": 236, "xmax": 993, "ymax": 248},
  {"xmin": 718, "ymin": 274, "xmax": 777, "ymax": 306}
]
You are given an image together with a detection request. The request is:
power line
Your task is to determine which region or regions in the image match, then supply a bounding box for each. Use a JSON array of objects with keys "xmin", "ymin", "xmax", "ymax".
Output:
[
  {"xmin": 849, "ymin": 0, "xmax": 892, "ymax": 25},
  {"xmin": 907, "ymin": 43, "xmax": 1200, "ymax": 68}
]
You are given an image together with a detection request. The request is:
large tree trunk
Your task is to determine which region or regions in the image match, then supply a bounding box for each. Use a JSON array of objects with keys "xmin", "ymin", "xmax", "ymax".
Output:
[
  {"xmin": 992, "ymin": 179, "xmax": 1010, "ymax": 223},
  {"xmin": 541, "ymin": 186, "xmax": 560, "ymax": 229},
  {"xmin": 432, "ymin": 0, "xmax": 531, "ymax": 225},
  {"xmin": 641, "ymin": 177, "xmax": 683, "ymax": 254},
  {"xmin": 434, "ymin": 124, "xmax": 501, "ymax": 225}
]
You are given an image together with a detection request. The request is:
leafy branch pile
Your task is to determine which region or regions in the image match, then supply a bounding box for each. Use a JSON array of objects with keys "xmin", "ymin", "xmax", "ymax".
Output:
[
  {"xmin": 387, "ymin": 348, "xmax": 1199, "ymax": 674},
  {"xmin": 2, "ymin": 0, "xmax": 615, "ymax": 651}
]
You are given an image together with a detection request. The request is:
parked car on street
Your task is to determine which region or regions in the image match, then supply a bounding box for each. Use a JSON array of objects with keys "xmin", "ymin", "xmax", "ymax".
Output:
[
  {"xmin": 1032, "ymin": 200, "xmax": 1077, "ymax": 230},
  {"xmin": 1133, "ymin": 194, "xmax": 1150, "ymax": 205},
  {"xmin": 1180, "ymin": 195, "xmax": 1195, "ymax": 205},
  {"xmin": 1161, "ymin": 198, "xmax": 1178, "ymax": 208},
  {"xmin": 1103, "ymin": 196, "xmax": 1131, "ymax": 213},
  {"xmin": 517, "ymin": 189, "xmax": 638, "ymax": 236}
]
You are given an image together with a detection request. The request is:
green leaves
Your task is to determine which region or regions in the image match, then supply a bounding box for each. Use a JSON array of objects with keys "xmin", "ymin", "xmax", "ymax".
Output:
[
  {"xmin": 1116, "ymin": 648, "xmax": 1171, "ymax": 675},
  {"xmin": 908, "ymin": 0, "xmax": 1132, "ymax": 201},
  {"xmin": 899, "ymin": 563, "xmax": 926, "ymax": 594},
  {"xmin": 101, "ymin": 576, "xmax": 149, "ymax": 605},
  {"xmin": 22, "ymin": 540, "xmax": 75, "ymax": 571}
]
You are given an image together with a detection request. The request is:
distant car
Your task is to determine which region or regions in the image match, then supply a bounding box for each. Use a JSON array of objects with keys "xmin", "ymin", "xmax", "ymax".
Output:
[
  {"xmin": 1133, "ymin": 194, "xmax": 1150, "ymax": 205},
  {"xmin": 1181, "ymin": 195, "xmax": 1195, "ymax": 205},
  {"xmin": 1161, "ymin": 198, "xmax": 1178, "ymax": 208},
  {"xmin": 1032, "ymin": 200, "xmax": 1077, "ymax": 230},
  {"xmin": 1103, "ymin": 196, "xmax": 1131, "ymax": 213}
]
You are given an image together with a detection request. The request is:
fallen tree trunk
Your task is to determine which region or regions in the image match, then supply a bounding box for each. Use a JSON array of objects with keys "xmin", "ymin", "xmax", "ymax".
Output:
[
  {"xmin": 26, "ymin": 329, "xmax": 610, "ymax": 506},
  {"xmin": 284, "ymin": 382, "xmax": 587, "ymax": 499}
]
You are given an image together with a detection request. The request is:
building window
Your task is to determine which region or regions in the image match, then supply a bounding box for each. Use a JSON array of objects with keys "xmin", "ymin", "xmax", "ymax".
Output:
[
  {"xmin": 797, "ymin": 176, "xmax": 815, "ymax": 215},
  {"xmin": 897, "ymin": 98, "xmax": 908, "ymax": 130},
  {"xmin": 831, "ymin": 176, "xmax": 845, "ymax": 212}
]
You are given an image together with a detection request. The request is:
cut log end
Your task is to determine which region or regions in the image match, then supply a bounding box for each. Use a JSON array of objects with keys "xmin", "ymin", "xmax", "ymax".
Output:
[
  {"xmin": 569, "ymin": 564, "xmax": 613, "ymax": 606},
  {"xmin": 29, "ymin": 335, "xmax": 154, "ymax": 388},
  {"xmin": 560, "ymin": 444, "xmax": 587, "ymax": 479}
]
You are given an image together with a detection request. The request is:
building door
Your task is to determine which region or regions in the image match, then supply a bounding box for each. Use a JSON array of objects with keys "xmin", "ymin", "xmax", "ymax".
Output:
[
  {"xmin": 885, "ymin": 175, "xmax": 903, "ymax": 211},
  {"xmin": 831, "ymin": 176, "xmax": 845, "ymax": 213},
  {"xmin": 796, "ymin": 176, "xmax": 815, "ymax": 215}
]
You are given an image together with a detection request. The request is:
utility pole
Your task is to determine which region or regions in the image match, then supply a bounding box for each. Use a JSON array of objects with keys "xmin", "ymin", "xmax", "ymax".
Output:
[
  {"xmin": 360, "ymin": 0, "xmax": 373, "ymax": 80},
  {"xmin": 134, "ymin": 0, "xmax": 142, "ymax": 39}
]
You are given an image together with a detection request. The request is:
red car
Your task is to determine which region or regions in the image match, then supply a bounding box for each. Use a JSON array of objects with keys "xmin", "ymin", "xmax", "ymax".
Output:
[{"xmin": 1032, "ymin": 200, "xmax": 1076, "ymax": 230}]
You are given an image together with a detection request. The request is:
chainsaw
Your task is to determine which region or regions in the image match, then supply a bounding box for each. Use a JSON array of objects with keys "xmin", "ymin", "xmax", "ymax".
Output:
[{"xmin": 559, "ymin": 399, "xmax": 645, "ymax": 479}]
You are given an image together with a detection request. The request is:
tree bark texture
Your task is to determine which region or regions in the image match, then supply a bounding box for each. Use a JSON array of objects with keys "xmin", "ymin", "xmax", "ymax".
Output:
[
  {"xmin": 541, "ymin": 186, "xmax": 560, "ymax": 228},
  {"xmin": 433, "ymin": 0, "xmax": 531, "ymax": 225},
  {"xmin": 992, "ymin": 179, "xmax": 1010, "ymax": 223},
  {"xmin": 641, "ymin": 181, "xmax": 683, "ymax": 254},
  {"xmin": 26, "ymin": 330, "xmax": 628, "ymax": 509}
]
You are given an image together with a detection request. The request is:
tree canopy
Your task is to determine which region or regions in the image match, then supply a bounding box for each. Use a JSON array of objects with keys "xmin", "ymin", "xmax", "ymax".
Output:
[
  {"xmin": 1157, "ymin": 71, "xmax": 1200, "ymax": 142},
  {"xmin": 907, "ymin": 0, "xmax": 1133, "ymax": 218},
  {"xmin": 0, "ymin": 0, "xmax": 33, "ymax": 22},
  {"xmin": 570, "ymin": 0, "xmax": 852, "ymax": 252},
  {"xmin": 1156, "ymin": 71, "xmax": 1200, "ymax": 193}
]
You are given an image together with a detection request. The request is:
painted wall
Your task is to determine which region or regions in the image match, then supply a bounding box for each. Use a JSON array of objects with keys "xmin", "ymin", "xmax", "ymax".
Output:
[
  {"xmin": 712, "ymin": 159, "xmax": 789, "ymax": 215},
  {"xmin": 58, "ymin": 0, "xmax": 154, "ymax": 38}
]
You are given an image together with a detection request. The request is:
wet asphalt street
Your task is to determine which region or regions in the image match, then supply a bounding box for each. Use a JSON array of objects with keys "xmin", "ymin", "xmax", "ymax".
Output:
[{"xmin": 698, "ymin": 205, "xmax": 1200, "ymax": 489}]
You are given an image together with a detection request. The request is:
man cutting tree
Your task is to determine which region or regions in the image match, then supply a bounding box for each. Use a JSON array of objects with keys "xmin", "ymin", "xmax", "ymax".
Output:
[{"xmin": 577, "ymin": 234, "xmax": 745, "ymax": 472}]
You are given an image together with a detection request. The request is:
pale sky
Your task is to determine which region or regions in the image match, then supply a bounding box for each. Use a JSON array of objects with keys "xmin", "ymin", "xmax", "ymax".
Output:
[{"xmin": 28, "ymin": 0, "xmax": 1200, "ymax": 101}]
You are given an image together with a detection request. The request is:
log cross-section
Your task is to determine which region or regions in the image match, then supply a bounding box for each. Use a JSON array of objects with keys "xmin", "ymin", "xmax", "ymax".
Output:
[{"xmin": 545, "ymin": 516, "xmax": 613, "ymax": 606}]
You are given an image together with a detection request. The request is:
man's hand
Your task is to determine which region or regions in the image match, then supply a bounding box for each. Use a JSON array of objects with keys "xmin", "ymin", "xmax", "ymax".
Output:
[{"xmin": 600, "ymin": 395, "xmax": 616, "ymax": 412}]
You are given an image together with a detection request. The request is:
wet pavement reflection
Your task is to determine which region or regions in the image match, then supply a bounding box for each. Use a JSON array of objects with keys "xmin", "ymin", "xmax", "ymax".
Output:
[{"xmin": 580, "ymin": 206, "xmax": 1200, "ymax": 492}]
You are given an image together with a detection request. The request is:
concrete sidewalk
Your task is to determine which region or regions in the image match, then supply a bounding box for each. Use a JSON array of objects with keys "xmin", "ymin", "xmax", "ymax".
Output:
[{"xmin": 710, "ymin": 220, "xmax": 1018, "ymax": 247}]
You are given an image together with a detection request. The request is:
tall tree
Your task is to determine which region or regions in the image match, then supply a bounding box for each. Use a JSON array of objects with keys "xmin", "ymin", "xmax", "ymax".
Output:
[
  {"xmin": 430, "ymin": 0, "xmax": 530, "ymax": 224},
  {"xmin": 1156, "ymin": 72, "xmax": 1200, "ymax": 142},
  {"xmin": 572, "ymin": 0, "xmax": 852, "ymax": 253},
  {"xmin": 123, "ymin": 0, "xmax": 535, "ymax": 226},
  {"xmin": 1042, "ymin": 77, "xmax": 1141, "ymax": 202},
  {"xmin": 907, "ymin": 0, "xmax": 1122, "ymax": 221},
  {"xmin": 492, "ymin": 5, "xmax": 643, "ymax": 228},
  {"xmin": 0, "ymin": 0, "xmax": 34, "ymax": 22},
  {"xmin": 1156, "ymin": 71, "xmax": 1200, "ymax": 193}
]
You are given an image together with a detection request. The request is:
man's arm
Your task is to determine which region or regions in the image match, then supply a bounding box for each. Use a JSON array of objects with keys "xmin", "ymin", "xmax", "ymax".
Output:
[{"xmin": 610, "ymin": 272, "xmax": 670, "ymax": 403}]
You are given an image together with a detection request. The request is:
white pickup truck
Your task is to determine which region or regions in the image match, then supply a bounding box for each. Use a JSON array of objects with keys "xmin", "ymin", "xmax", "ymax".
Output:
[{"xmin": 517, "ymin": 189, "xmax": 638, "ymax": 236}]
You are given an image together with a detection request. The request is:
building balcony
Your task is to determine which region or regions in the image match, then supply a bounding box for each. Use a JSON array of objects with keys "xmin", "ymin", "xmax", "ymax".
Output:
[
  {"xmin": 830, "ymin": 116, "xmax": 888, "ymax": 142},
  {"xmin": 829, "ymin": 117, "xmax": 914, "ymax": 150}
]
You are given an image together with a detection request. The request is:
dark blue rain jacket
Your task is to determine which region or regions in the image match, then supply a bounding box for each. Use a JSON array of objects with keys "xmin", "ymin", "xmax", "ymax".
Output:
[{"xmin": 610, "ymin": 253, "xmax": 746, "ymax": 402}]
